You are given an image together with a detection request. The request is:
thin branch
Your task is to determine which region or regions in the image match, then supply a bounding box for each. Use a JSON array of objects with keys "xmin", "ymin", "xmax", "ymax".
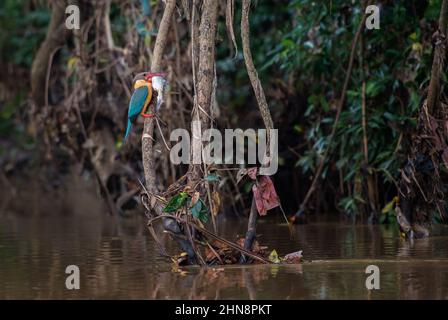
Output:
[
  {"xmin": 241, "ymin": 0, "xmax": 274, "ymax": 132},
  {"xmin": 142, "ymin": 0, "xmax": 177, "ymax": 192}
]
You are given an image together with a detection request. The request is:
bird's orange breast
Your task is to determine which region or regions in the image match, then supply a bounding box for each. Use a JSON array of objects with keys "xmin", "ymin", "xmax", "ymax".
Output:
[{"xmin": 134, "ymin": 80, "xmax": 153, "ymax": 115}]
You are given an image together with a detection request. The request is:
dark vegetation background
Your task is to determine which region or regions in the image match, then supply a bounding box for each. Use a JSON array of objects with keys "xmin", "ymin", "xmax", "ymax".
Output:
[{"xmin": 0, "ymin": 0, "xmax": 445, "ymax": 225}]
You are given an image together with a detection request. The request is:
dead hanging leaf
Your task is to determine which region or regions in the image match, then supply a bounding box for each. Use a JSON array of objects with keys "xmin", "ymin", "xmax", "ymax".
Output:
[
  {"xmin": 211, "ymin": 191, "xmax": 221, "ymax": 216},
  {"xmin": 252, "ymin": 176, "xmax": 280, "ymax": 216},
  {"xmin": 283, "ymin": 251, "xmax": 303, "ymax": 264}
]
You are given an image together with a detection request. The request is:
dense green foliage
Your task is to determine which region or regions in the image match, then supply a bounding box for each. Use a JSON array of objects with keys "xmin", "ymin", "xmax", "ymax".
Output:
[
  {"xmin": 0, "ymin": 0, "xmax": 49, "ymax": 67},
  {"xmin": 246, "ymin": 0, "xmax": 443, "ymax": 219}
]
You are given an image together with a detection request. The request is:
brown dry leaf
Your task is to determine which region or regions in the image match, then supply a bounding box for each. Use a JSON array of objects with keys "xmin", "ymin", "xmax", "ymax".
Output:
[
  {"xmin": 236, "ymin": 237, "xmax": 266, "ymax": 255},
  {"xmin": 252, "ymin": 176, "xmax": 280, "ymax": 216},
  {"xmin": 236, "ymin": 237, "xmax": 245, "ymax": 248},
  {"xmin": 205, "ymin": 246, "xmax": 218, "ymax": 262},
  {"xmin": 211, "ymin": 191, "xmax": 221, "ymax": 216},
  {"xmin": 283, "ymin": 250, "xmax": 303, "ymax": 264}
]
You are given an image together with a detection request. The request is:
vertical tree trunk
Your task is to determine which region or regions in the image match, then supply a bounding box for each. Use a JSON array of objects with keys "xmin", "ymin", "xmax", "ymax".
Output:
[
  {"xmin": 140, "ymin": 0, "xmax": 199, "ymax": 262},
  {"xmin": 426, "ymin": 0, "xmax": 448, "ymax": 115},
  {"xmin": 142, "ymin": 0, "xmax": 176, "ymax": 192},
  {"xmin": 189, "ymin": 0, "xmax": 219, "ymax": 182},
  {"xmin": 240, "ymin": 0, "xmax": 275, "ymax": 258},
  {"xmin": 31, "ymin": 0, "xmax": 68, "ymax": 107}
]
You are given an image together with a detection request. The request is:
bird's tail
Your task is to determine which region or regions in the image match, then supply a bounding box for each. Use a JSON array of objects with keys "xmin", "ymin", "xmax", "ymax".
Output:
[{"xmin": 124, "ymin": 119, "xmax": 132, "ymax": 142}]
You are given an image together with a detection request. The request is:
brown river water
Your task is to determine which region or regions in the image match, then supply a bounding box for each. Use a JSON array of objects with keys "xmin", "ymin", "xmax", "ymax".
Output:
[{"xmin": 1, "ymin": 182, "xmax": 448, "ymax": 299}]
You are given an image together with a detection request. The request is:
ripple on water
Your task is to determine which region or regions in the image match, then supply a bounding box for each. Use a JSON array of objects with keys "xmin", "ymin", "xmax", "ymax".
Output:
[{"xmin": 1, "ymin": 214, "xmax": 448, "ymax": 299}]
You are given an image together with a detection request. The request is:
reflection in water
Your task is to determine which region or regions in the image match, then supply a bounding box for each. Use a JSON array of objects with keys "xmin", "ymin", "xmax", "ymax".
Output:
[{"xmin": 1, "ymin": 183, "xmax": 448, "ymax": 299}]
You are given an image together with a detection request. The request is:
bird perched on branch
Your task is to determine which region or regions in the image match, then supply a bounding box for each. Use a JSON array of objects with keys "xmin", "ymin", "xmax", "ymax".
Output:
[{"xmin": 124, "ymin": 72, "xmax": 167, "ymax": 141}]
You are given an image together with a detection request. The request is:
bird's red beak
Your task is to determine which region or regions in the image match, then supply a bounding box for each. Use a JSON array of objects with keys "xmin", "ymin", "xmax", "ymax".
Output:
[{"xmin": 145, "ymin": 72, "xmax": 167, "ymax": 80}]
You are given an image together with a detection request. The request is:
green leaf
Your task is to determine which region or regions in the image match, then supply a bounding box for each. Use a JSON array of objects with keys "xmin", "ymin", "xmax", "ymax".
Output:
[
  {"xmin": 163, "ymin": 192, "xmax": 188, "ymax": 213},
  {"xmin": 191, "ymin": 199, "xmax": 209, "ymax": 224},
  {"xmin": 243, "ymin": 181, "xmax": 254, "ymax": 194}
]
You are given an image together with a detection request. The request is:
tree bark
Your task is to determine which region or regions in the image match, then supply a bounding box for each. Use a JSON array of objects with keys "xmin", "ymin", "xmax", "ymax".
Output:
[
  {"xmin": 140, "ymin": 0, "xmax": 198, "ymax": 262},
  {"xmin": 31, "ymin": 0, "xmax": 68, "ymax": 107},
  {"xmin": 240, "ymin": 0, "xmax": 275, "ymax": 256},
  {"xmin": 189, "ymin": 0, "xmax": 219, "ymax": 182},
  {"xmin": 427, "ymin": 0, "xmax": 448, "ymax": 115},
  {"xmin": 142, "ymin": 0, "xmax": 176, "ymax": 192},
  {"xmin": 241, "ymin": 0, "xmax": 274, "ymax": 132}
]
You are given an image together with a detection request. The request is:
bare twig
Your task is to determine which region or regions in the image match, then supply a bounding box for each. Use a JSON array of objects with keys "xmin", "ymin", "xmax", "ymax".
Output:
[{"xmin": 226, "ymin": 0, "xmax": 238, "ymax": 58}]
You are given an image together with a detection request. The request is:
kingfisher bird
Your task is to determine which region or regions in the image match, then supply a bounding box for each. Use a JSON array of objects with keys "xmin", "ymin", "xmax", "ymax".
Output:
[{"xmin": 124, "ymin": 71, "xmax": 167, "ymax": 141}]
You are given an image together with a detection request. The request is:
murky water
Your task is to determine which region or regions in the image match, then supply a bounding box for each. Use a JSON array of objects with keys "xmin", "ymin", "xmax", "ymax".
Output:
[
  {"xmin": 1, "ymin": 183, "xmax": 448, "ymax": 299},
  {"xmin": 1, "ymin": 213, "xmax": 448, "ymax": 299}
]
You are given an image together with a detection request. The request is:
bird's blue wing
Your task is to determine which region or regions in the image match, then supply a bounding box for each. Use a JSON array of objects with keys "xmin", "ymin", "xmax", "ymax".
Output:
[{"xmin": 128, "ymin": 86, "xmax": 149, "ymax": 121}]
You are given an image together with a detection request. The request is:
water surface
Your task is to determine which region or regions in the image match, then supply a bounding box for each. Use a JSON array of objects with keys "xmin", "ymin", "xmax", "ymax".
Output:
[{"xmin": 1, "ymin": 209, "xmax": 448, "ymax": 299}]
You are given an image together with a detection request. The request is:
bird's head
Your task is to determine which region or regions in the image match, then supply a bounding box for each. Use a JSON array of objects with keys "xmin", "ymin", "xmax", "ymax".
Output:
[{"xmin": 133, "ymin": 72, "xmax": 167, "ymax": 83}]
